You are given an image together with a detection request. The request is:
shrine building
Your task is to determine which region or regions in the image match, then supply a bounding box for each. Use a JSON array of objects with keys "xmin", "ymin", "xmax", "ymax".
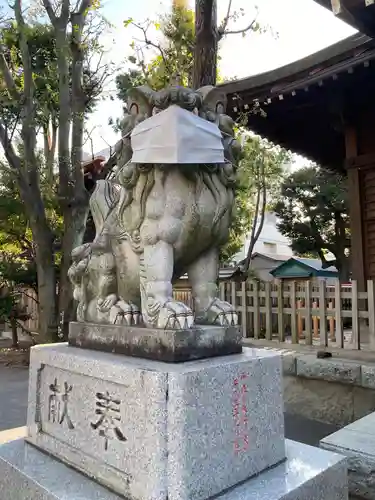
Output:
[{"xmin": 220, "ymin": 0, "xmax": 375, "ymax": 290}]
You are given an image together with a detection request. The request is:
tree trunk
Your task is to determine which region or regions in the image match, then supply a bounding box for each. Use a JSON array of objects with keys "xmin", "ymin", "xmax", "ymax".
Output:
[
  {"xmin": 334, "ymin": 212, "xmax": 351, "ymax": 282},
  {"xmin": 56, "ymin": 28, "xmax": 71, "ymax": 202},
  {"xmin": 57, "ymin": 10, "xmax": 90, "ymax": 339},
  {"xmin": 338, "ymin": 256, "xmax": 351, "ymax": 282},
  {"xmin": 193, "ymin": 0, "xmax": 218, "ymax": 88},
  {"xmin": 58, "ymin": 205, "xmax": 88, "ymax": 338},
  {"xmin": 10, "ymin": 318, "xmax": 19, "ymax": 349},
  {"xmin": 32, "ymin": 222, "xmax": 58, "ymax": 342},
  {"xmin": 15, "ymin": 3, "xmax": 58, "ymax": 343},
  {"xmin": 43, "ymin": 121, "xmax": 57, "ymax": 183}
]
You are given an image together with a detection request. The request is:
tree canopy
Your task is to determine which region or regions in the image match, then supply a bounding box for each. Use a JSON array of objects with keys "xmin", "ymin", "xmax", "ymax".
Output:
[
  {"xmin": 114, "ymin": 4, "xmax": 195, "ymax": 112},
  {"xmin": 0, "ymin": 1, "xmax": 112, "ymax": 341},
  {"xmin": 116, "ymin": 0, "xmax": 263, "ymax": 101},
  {"xmin": 273, "ymin": 166, "xmax": 350, "ymax": 280}
]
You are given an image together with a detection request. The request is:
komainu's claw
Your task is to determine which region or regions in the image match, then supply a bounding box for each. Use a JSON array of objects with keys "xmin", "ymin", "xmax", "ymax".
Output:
[
  {"xmin": 110, "ymin": 300, "xmax": 142, "ymax": 326},
  {"xmin": 156, "ymin": 301, "xmax": 194, "ymax": 330},
  {"xmin": 198, "ymin": 299, "xmax": 238, "ymax": 327}
]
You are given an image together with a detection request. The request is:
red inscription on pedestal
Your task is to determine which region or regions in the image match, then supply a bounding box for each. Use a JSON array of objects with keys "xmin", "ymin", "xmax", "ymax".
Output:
[{"xmin": 232, "ymin": 372, "xmax": 249, "ymax": 454}]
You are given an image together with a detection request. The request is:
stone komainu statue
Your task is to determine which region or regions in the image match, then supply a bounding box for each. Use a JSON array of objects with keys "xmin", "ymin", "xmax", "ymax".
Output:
[{"xmin": 68, "ymin": 85, "xmax": 242, "ymax": 330}]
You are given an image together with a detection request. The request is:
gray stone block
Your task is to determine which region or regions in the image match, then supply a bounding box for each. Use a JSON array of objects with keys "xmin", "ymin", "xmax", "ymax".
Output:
[
  {"xmin": 220, "ymin": 439, "xmax": 348, "ymax": 500},
  {"xmin": 296, "ymin": 355, "xmax": 361, "ymax": 385},
  {"xmin": 0, "ymin": 437, "xmax": 122, "ymax": 499},
  {"xmin": 69, "ymin": 321, "xmax": 242, "ymax": 362},
  {"xmin": 0, "ymin": 438, "xmax": 348, "ymax": 500},
  {"xmin": 321, "ymin": 411, "xmax": 375, "ymax": 499},
  {"xmin": 361, "ymin": 364, "xmax": 375, "ymax": 390},
  {"xmin": 281, "ymin": 352, "xmax": 296, "ymax": 375},
  {"xmin": 26, "ymin": 343, "xmax": 285, "ymax": 500},
  {"xmin": 283, "ymin": 376, "xmax": 354, "ymax": 427}
]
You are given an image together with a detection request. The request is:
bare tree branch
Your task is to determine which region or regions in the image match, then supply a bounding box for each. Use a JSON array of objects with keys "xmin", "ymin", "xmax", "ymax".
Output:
[
  {"xmin": 218, "ymin": 0, "xmax": 233, "ymax": 34},
  {"xmin": 19, "ymin": 289, "xmax": 39, "ymax": 306},
  {"xmin": 243, "ymin": 173, "xmax": 262, "ymax": 270},
  {"xmin": 0, "ymin": 121, "xmax": 22, "ymax": 173},
  {"xmin": 222, "ymin": 18, "xmax": 257, "ymax": 36},
  {"xmin": 14, "ymin": 319, "xmax": 37, "ymax": 345},
  {"xmin": 41, "ymin": 0, "xmax": 57, "ymax": 24},
  {"xmin": 217, "ymin": 1, "xmax": 258, "ymax": 41},
  {"xmin": 132, "ymin": 21, "xmax": 170, "ymax": 72},
  {"xmin": 236, "ymin": 151, "xmax": 268, "ymax": 279},
  {"xmin": 61, "ymin": 0, "xmax": 71, "ymax": 23},
  {"xmin": 252, "ymin": 181, "xmax": 267, "ymax": 250}
]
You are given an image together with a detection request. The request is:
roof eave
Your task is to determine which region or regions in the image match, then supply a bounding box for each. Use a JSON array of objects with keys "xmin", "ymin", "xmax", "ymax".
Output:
[
  {"xmin": 218, "ymin": 33, "xmax": 371, "ymax": 96},
  {"xmin": 313, "ymin": 0, "xmax": 375, "ymax": 37}
]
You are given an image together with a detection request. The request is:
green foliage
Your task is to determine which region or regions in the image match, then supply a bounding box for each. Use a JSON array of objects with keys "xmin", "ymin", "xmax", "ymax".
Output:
[
  {"xmin": 150, "ymin": 6, "xmax": 195, "ymax": 88},
  {"xmin": 116, "ymin": 6, "xmax": 195, "ymax": 105},
  {"xmin": 220, "ymin": 135, "xmax": 289, "ymax": 264},
  {"xmin": 238, "ymin": 135, "xmax": 289, "ymax": 206},
  {"xmin": 0, "ymin": 153, "xmax": 63, "ymax": 287},
  {"xmin": 0, "ymin": 165, "xmax": 33, "ymax": 259},
  {"xmin": 0, "ymin": 256, "xmax": 37, "ymax": 291},
  {"xmin": 115, "ymin": 69, "xmax": 147, "ymax": 104},
  {"xmin": 220, "ymin": 182, "xmax": 251, "ymax": 264},
  {"xmin": 0, "ymin": 21, "xmax": 103, "ymax": 131},
  {"xmin": 273, "ymin": 166, "xmax": 350, "ymax": 278}
]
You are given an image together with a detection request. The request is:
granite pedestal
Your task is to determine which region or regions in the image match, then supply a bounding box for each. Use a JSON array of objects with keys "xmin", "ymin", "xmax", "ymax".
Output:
[
  {"xmin": 0, "ymin": 436, "xmax": 348, "ymax": 500},
  {"xmin": 26, "ymin": 343, "xmax": 285, "ymax": 500},
  {"xmin": 0, "ymin": 334, "xmax": 349, "ymax": 500}
]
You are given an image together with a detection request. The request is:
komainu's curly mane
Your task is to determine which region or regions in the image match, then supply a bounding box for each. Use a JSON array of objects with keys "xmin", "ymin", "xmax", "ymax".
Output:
[
  {"xmin": 115, "ymin": 162, "xmax": 237, "ymax": 240},
  {"xmin": 110, "ymin": 85, "xmax": 241, "ymax": 242}
]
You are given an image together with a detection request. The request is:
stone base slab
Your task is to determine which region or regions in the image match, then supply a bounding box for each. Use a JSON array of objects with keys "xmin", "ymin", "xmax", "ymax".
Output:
[
  {"xmin": 69, "ymin": 321, "xmax": 242, "ymax": 362},
  {"xmin": 320, "ymin": 411, "xmax": 375, "ymax": 499},
  {"xmin": 0, "ymin": 437, "xmax": 348, "ymax": 500},
  {"xmin": 27, "ymin": 343, "xmax": 284, "ymax": 500}
]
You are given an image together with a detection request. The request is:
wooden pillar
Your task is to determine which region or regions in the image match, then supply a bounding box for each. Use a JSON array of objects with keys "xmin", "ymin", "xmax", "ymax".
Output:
[{"xmin": 345, "ymin": 126, "xmax": 366, "ymax": 290}]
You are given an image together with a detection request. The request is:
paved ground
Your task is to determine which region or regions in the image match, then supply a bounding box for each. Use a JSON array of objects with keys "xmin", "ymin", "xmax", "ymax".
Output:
[
  {"xmin": 0, "ymin": 365, "xmax": 29, "ymax": 431},
  {"xmin": 0, "ymin": 365, "xmax": 339, "ymax": 445}
]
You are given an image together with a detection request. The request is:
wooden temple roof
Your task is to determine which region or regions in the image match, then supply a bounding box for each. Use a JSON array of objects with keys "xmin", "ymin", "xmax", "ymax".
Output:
[
  {"xmin": 314, "ymin": 0, "xmax": 375, "ymax": 38},
  {"xmin": 219, "ymin": 33, "xmax": 375, "ymax": 171}
]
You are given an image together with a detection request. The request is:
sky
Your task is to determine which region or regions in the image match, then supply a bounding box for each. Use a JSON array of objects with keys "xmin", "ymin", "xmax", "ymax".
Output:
[{"xmin": 86, "ymin": 0, "xmax": 356, "ymax": 153}]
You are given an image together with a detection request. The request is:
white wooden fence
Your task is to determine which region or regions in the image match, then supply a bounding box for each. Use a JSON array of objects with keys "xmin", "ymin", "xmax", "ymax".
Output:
[
  {"xmin": 174, "ymin": 279, "xmax": 375, "ymax": 350},
  {"xmin": 9, "ymin": 279, "xmax": 375, "ymax": 350}
]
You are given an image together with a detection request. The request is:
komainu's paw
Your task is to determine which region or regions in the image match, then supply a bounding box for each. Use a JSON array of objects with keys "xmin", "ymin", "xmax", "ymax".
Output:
[
  {"xmin": 97, "ymin": 294, "xmax": 118, "ymax": 312},
  {"xmin": 204, "ymin": 299, "xmax": 238, "ymax": 327},
  {"xmin": 109, "ymin": 300, "xmax": 142, "ymax": 326},
  {"xmin": 157, "ymin": 301, "xmax": 194, "ymax": 330}
]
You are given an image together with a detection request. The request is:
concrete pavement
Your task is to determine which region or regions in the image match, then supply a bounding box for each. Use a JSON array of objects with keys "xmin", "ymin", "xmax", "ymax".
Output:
[{"xmin": 0, "ymin": 365, "xmax": 28, "ymax": 432}]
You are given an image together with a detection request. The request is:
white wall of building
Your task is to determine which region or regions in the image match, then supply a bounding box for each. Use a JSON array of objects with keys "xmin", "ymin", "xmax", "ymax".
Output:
[{"xmin": 233, "ymin": 212, "xmax": 294, "ymax": 263}]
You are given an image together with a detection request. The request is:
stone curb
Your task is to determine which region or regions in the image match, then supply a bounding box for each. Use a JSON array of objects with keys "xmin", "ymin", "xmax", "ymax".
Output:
[{"xmin": 266, "ymin": 349, "xmax": 375, "ymax": 389}]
